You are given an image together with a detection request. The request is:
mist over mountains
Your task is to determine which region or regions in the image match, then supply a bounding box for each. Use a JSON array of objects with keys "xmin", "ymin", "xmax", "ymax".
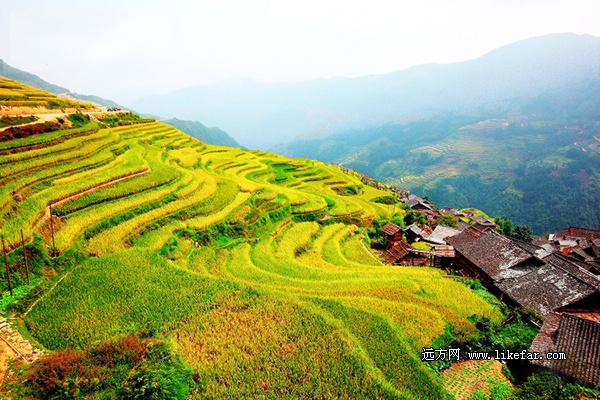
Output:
[{"xmin": 129, "ymin": 33, "xmax": 599, "ymax": 149}]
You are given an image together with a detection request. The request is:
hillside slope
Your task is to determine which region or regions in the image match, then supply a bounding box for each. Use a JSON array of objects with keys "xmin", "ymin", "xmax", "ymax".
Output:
[
  {"xmin": 163, "ymin": 117, "xmax": 241, "ymax": 147},
  {"xmin": 0, "ymin": 79, "xmax": 499, "ymax": 398},
  {"xmin": 0, "ymin": 59, "xmax": 124, "ymax": 109},
  {"xmin": 1, "ymin": 62, "xmax": 241, "ymax": 147},
  {"xmin": 129, "ymin": 33, "xmax": 600, "ymax": 148}
]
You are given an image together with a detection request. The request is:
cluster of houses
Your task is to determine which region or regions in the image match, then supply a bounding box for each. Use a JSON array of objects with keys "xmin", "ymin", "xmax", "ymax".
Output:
[{"xmin": 378, "ymin": 193, "xmax": 600, "ymax": 386}]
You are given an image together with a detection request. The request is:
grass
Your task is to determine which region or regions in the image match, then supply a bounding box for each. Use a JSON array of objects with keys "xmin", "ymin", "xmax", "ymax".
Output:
[{"xmin": 24, "ymin": 249, "xmax": 237, "ymax": 349}]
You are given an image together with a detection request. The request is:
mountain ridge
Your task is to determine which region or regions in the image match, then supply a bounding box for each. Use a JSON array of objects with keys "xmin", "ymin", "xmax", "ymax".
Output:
[{"xmin": 129, "ymin": 33, "xmax": 600, "ymax": 149}]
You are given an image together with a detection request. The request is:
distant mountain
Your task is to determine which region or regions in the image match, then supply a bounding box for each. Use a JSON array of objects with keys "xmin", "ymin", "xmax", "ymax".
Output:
[
  {"xmin": 163, "ymin": 118, "xmax": 241, "ymax": 147},
  {"xmin": 0, "ymin": 59, "xmax": 69, "ymax": 94},
  {"xmin": 279, "ymin": 76, "xmax": 600, "ymax": 233},
  {"xmin": 68, "ymin": 93, "xmax": 122, "ymax": 109},
  {"xmin": 129, "ymin": 33, "xmax": 600, "ymax": 149},
  {"xmin": 0, "ymin": 59, "xmax": 124, "ymax": 109}
]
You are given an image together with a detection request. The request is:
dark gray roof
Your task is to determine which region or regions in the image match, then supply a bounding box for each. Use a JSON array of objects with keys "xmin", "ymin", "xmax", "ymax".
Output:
[
  {"xmin": 406, "ymin": 198, "xmax": 432, "ymax": 210},
  {"xmin": 423, "ymin": 225, "xmax": 461, "ymax": 245},
  {"xmin": 542, "ymin": 253, "xmax": 600, "ymax": 291},
  {"xmin": 448, "ymin": 230, "xmax": 600, "ymax": 315},
  {"xmin": 447, "ymin": 230, "xmax": 541, "ymax": 280},
  {"xmin": 497, "ymin": 260, "xmax": 598, "ymax": 315},
  {"xmin": 405, "ymin": 223, "xmax": 422, "ymax": 235},
  {"xmin": 530, "ymin": 312, "xmax": 600, "ymax": 386},
  {"xmin": 472, "ymin": 216, "xmax": 496, "ymax": 226}
]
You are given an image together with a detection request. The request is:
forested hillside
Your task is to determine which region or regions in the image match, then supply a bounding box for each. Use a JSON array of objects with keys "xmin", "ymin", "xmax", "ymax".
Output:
[
  {"xmin": 280, "ymin": 77, "xmax": 600, "ymax": 233},
  {"xmin": 163, "ymin": 117, "xmax": 241, "ymax": 147}
]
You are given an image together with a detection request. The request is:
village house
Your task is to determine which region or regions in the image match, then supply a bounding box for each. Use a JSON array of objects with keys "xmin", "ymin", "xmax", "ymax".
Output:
[
  {"xmin": 471, "ymin": 215, "xmax": 497, "ymax": 232},
  {"xmin": 404, "ymin": 195, "xmax": 433, "ymax": 212},
  {"xmin": 471, "ymin": 215, "xmax": 496, "ymax": 226},
  {"xmin": 546, "ymin": 226, "xmax": 600, "ymax": 274},
  {"xmin": 404, "ymin": 223, "xmax": 433, "ymax": 244},
  {"xmin": 381, "ymin": 240, "xmax": 431, "ymax": 266},
  {"xmin": 446, "ymin": 229, "xmax": 600, "ymax": 313},
  {"xmin": 529, "ymin": 296, "xmax": 600, "ymax": 386},
  {"xmin": 553, "ymin": 226, "xmax": 600, "ymax": 241},
  {"xmin": 439, "ymin": 207, "xmax": 458, "ymax": 215},
  {"xmin": 422, "ymin": 225, "xmax": 462, "ymax": 245},
  {"xmin": 377, "ymin": 205, "xmax": 600, "ymax": 385},
  {"xmin": 446, "ymin": 228, "xmax": 600, "ymax": 386},
  {"xmin": 381, "ymin": 222, "xmax": 403, "ymax": 249},
  {"xmin": 431, "ymin": 244, "xmax": 455, "ymax": 268}
]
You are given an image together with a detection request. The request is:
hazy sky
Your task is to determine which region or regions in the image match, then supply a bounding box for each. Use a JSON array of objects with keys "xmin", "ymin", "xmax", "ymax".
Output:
[{"xmin": 1, "ymin": 0, "xmax": 599, "ymax": 103}]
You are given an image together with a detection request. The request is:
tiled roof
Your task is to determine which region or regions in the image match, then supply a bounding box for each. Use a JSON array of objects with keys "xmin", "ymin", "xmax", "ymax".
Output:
[
  {"xmin": 405, "ymin": 223, "xmax": 422, "ymax": 235},
  {"xmin": 382, "ymin": 241, "xmax": 412, "ymax": 264},
  {"xmin": 530, "ymin": 312, "xmax": 600, "ymax": 386},
  {"xmin": 420, "ymin": 225, "xmax": 433, "ymax": 237},
  {"xmin": 423, "ymin": 225, "xmax": 461, "ymax": 245},
  {"xmin": 406, "ymin": 198, "xmax": 432, "ymax": 210},
  {"xmin": 440, "ymin": 207, "xmax": 458, "ymax": 215},
  {"xmin": 472, "ymin": 222, "xmax": 494, "ymax": 232},
  {"xmin": 448, "ymin": 231, "xmax": 600, "ymax": 316},
  {"xmin": 542, "ymin": 253, "xmax": 600, "ymax": 291},
  {"xmin": 472, "ymin": 216, "xmax": 496, "ymax": 226},
  {"xmin": 555, "ymin": 227, "xmax": 600, "ymax": 240},
  {"xmin": 497, "ymin": 260, "xmax": 598, "ymax": 315},
  {"xmin": 432, "ymin": 245, "xmax": 455, "ymax": 257},
  {"xmin": 447, "ymin": 231, "xmax": 540, "ymax": 281},
  {"xmin": 464, "ymin": 226, "xmax": 485, "ymax": 237},
  {"xmin": 382, "ymin": 222, "xmax": 402, "ymax": 236},
  {"xmin": 512, "ymin": 239, "xmax": 553, "ymax": 259}
]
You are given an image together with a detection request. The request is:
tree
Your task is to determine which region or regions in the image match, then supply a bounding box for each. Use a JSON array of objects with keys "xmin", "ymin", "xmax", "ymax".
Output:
[
  {"xmin": 495, "ymin": 216, "xmax": 514, "ymax": 237},
  {"xmin": 513, "ymin": 225, "xmax": 533, "ymax": 242},
  {"xmin": 404, "ymin": 210, "xmax": 426, "ymax": 226},
  {"xmin": 495, "ymin": 217, "xmax": 533, "ymax": 242},
  {"xmin": 437, "ymin": 214, "xmax": 459, "ymax": 228}
]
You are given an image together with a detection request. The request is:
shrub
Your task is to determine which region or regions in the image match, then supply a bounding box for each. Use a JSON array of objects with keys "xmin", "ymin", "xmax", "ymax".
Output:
[
  {"xmin": 10, "ymin": 335, "xmax": 192, "ymax": 399},
  {"xmin": 67, "ymin": 113, "xmax": 90, "ymax": 127},
  {"xmin": 514, "ymin": 371, "xmax": 576, "ymax": 399},
  {"xmin": 404, "ymin": 210, "xmax": 426, "ymax": 226},
  {"xmin": 437, "ymin": 213, "xmax": 459, "ymax": 228},
  {"xmin": 372, "ymin": 195, "xmax": 395, "ymax": 205}
]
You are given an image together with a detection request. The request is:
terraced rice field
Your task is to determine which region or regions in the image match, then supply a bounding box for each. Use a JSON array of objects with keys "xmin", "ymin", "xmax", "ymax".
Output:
[
  {"xmin": 0, "ymin": 78, "xmax": 95, "ymax": 111},
  {"xmin": 0, "ymin": 81, "xmax": 502, "ymax": 398}
]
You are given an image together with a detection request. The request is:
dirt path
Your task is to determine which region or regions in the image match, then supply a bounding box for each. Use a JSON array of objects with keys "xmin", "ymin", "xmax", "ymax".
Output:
[
  {"xmin": 0, "ymin": 114, "xmax": 54, "ymax": 134},
  {"xmin": 360, "ymin": 235, "xmax": 382, "ymax": 263},
  {"xmin": 23, "ymin": 272, "xmax": 71, "ymax": 318}
]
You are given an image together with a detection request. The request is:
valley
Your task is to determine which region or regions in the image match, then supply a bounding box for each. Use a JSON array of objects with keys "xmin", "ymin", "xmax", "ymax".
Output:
[{"xmin": 1, "ymin": 29, "xmax": 599, "ymax": 399}]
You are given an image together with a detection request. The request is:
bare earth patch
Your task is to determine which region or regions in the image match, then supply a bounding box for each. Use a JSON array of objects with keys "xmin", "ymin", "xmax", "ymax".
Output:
[{"xmin": 443, "ymin": 358, "xmax": 513, "ymax": 399}]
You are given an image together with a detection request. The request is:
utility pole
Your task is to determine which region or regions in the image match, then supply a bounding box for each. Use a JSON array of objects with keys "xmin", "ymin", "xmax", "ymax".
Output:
[
  {"xmin": 2, "ymin": 236, "xmax": 13, "ymax": 296},
  {"xmin": 21, "ymin": 229, "xmax": 30, "ymax": 285},
  {"xmin": 49, "ymin": 204, "xmax": 56, "ymax": 256}
]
